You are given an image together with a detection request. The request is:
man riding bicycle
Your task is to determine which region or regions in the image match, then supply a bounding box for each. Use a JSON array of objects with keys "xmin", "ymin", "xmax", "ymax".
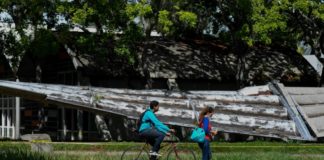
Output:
[{"xmin": 138, "ymin": 100, "xmax": 175, "ymax": 159}]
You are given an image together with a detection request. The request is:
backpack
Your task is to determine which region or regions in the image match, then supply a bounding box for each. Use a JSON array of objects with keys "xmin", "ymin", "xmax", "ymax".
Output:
[{"xmin": 135, "ymin": 110, "xmax": 149, "ymax": 133}]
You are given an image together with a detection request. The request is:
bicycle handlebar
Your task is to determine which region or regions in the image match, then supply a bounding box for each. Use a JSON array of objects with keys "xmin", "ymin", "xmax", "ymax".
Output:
[{"xmin": 165, "ymin": 132, "xmax": 180, "ymax": 142}]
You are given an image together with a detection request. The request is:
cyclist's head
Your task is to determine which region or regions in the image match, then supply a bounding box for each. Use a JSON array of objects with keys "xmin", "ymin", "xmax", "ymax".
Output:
[{"xmin": 150, "ymin": 100, "xmax": 159, "ymax": 112}]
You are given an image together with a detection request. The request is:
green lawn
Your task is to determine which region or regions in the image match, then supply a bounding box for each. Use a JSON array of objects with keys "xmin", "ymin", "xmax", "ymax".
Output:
[{"xmin": 1, "ymin": 141, "xmax": 324, "ymax": 160}]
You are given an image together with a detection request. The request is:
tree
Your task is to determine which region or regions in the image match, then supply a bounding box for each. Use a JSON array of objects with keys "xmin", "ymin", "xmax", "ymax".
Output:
[
  {"xmin": 195, "ymin": 0, "xmax": 323, "ymax": 87},
  {"xmin": 0, "ymin": 0, "xmax": 58, "ymax": 72},
  {"xmin": 249, "ymin": 0, "xmax": 324, "ymax": 85},
  {"xmin": 250, "ymin": 0, "xmax": 323, "ymax": 55},
  {"xmin": 56, "ymin": 0, "xmax": 141, "ymax": 64},
  {"xmin": 1, "ymin": 0, "xmax": 323, "ymax": 84},
  {"xmin": 0, "ymin": 0, "xmax": 140, "ymax": 65},
  {"xmin": 125, "ymin": 0, "xmax": 198, "ymax": 38},
  {"xmin": 200, "ymin": 0, "xmax": 253, "ymax": 87}
]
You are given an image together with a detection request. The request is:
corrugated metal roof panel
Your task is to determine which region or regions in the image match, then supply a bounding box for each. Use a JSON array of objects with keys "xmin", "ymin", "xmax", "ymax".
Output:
[
  {"xmin": 301, "ymin": 105, "xmax": 324, "ymax": 118},
  {"xmin": 308, "ymin": 116, "xmax": 324, "ymax": 137},
  {"xmin": 286, "ymin": 87, "xmax": 324, "ymax": 95},
  {"xmin": 292, "ymin": 94, "xmax": 324, "ymax": 105},
  {"xmin": 286, "ymin": 87, "xmax": 324, "ymax": 138}
]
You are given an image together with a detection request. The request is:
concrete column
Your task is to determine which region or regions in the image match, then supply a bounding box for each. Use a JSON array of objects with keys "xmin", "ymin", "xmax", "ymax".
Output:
[
  {"xmin": 15, "ymin": 89, "xmax": 20, "ymax": 139},
  {"xmin": 77, "ymin": 110, "xmax": 83, "ymax": 140},
  {"xmin": 76, "ymin": 71, "xmax": 84, "ymax": 141},
  {"xmin": 1, "ymin": 95, "xmax": 4, "ymax": 137},
  {"xmin": 61, "ymin": 108, "xmax": 67, "ymax": 140},
  {"xmin": 7, "ymin": 95, "xmax": 10, "ymax": 137},
  {"xmin": 71, "ymin": 109, "xmax": 75, "ymax": 141}
]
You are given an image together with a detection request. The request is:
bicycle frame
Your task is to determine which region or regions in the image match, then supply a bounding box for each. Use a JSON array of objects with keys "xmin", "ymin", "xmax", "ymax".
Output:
[
  {"xmin": 149, "ymin": 134, "xmax": 181, "ymax": 159},
  {"xmin": 137, "ymin": 138, "xmax": 179, "ymax": 157},
  {"xmin": 121, "ymin": 133, "xmax": 196, "ymax": 160}
]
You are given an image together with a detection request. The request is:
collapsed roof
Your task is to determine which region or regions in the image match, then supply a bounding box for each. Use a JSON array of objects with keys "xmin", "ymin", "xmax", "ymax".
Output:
[{"xmin": 0, "ymin": 80, "xmax": 322, "ymax": 141}]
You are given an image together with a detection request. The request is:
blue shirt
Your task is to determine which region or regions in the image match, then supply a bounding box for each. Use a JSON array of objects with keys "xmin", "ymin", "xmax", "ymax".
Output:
[
  {"xmin": 202, "ymin": 117, "xmax": 210, "ymax": 135},
  {"xmin": 139, "ymin": 108, "xmax": 170, "ymax": 134}
]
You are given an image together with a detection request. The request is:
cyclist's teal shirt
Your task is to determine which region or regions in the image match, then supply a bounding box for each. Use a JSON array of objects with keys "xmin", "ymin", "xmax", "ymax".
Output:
[{"xmin": 139, "ymin": 108, "xmax": 170, "ymax": 134}]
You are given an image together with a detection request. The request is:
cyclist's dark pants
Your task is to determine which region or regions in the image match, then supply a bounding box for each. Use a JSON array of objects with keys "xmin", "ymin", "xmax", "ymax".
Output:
[{"xmin": 139, "ymin": 128, "xmax": 165, "ymax": 152}]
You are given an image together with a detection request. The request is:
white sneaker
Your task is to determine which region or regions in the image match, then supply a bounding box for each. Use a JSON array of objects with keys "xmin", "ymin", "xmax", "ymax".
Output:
[{"xmin": 149, "ymin": 151, "xmax": 162, "ymax": 157}]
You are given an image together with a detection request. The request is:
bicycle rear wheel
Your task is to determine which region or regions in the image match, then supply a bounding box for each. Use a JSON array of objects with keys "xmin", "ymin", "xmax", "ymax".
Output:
[
  {"xmin": 166, "ymin": 149, "xmax": 197, "ymax": 160},
  {"xmin": 121, "ymin": 146, "xmax": 150, "ymax": 160}
]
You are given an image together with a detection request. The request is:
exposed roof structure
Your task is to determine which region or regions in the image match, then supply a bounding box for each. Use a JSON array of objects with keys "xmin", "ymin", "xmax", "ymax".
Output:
[{"xmin": 0, "ymin": 80, "xmax": 322, "ymax": 141}]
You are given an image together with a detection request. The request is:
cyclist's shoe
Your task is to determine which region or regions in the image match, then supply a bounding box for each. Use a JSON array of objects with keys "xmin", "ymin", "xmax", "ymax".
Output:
[{"xmin": 149, "ymin": 151, "xmax": 162, "ymax": 157}]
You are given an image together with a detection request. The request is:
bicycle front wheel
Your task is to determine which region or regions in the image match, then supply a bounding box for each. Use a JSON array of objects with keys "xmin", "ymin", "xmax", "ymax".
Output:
[
  {"xmin": 167, "ymin": 149, "xmax": 197, "ymax": 160},
  {"xmin": 121, "ymin": 146, "xmax": 150, "ymax": 160}
]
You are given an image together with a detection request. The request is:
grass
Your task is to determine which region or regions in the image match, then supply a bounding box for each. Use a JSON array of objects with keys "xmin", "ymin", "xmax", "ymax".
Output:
[
  {"xmin": 1, "ymin": 141, "xmax": 324, "ymax": 160},
  {"xmin": 52, "ymin": 141, "xmax": 324, "ymax": 154},
  {"xmin": 214, "ymin": 152, "xmax": 324, "ymax": 160}
]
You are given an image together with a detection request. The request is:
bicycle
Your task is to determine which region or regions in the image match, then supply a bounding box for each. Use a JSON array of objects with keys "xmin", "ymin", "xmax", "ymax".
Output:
[{"xmin": 120, "ymin": 133, "xmax": 197, "ymax": 160}]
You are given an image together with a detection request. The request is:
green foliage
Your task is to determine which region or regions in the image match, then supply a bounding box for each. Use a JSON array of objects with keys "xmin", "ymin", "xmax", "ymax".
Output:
[
  {"xmin": 1, "ymin": 0, "xmax": 323, "ymax": 67},
  {"xmin": 251, "ymin": 0, "xmax": 289, "ymax": 45},
  {"xmin": 126, "ymin": 0, "xmax": 153, "ymax": 20},
  {"xmin": 57, "ymin": 2, "xmax": 97, "ymax": 25},
  {"xmin": 71, "ymin": 3, "xmax": 96, "ymax": 25},
  {"xmin": 0, "ymin": 0, "xmax": 199, "ymax": 66},
  {"xmin": 29, "ymin": 29, "xmax": 59, "ymax": 58},
  {"xmin": 115, "ymin": 23, "xmax": 144, "ymax": 64},
  {"xmin": 114, "ymin": 45, "xmax": 133, "ymax": 63},
  {"xmin": 177, "ymin": 11, "xmax": 197, "ymax": 28},
  {"xmin": 297, "ymin": 46, "xmax": 305, "ymax": 55},
  {"xmin": 125, "ymin": 0, "xmax": 198, "ymax": 37},
  {"xmin": 1, "ymin": 31, "xmax": 26, "ymax": 68},
  {"xmin": 250, "ymin": 0, "xmax": 323, "ymax": 50},
  {"xmin": 317, "ymin": 4, "xmax": 324, "ymax": 20},
  {"xmin": 158, "ymin": 10, "xmax": 173, "ymax": 35},
  {"xmin": 241, "ymin": 24, "xmax": 253, "ymax": 46},
  {"xmin": 209, "ymin": 0, "xmax": 253, "ymax": 46}
]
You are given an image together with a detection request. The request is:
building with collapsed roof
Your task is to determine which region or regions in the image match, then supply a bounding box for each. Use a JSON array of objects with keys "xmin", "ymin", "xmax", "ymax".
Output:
[{"xmin": 0, "ymin": 34, "xmax": 323, "ymax": 141}]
